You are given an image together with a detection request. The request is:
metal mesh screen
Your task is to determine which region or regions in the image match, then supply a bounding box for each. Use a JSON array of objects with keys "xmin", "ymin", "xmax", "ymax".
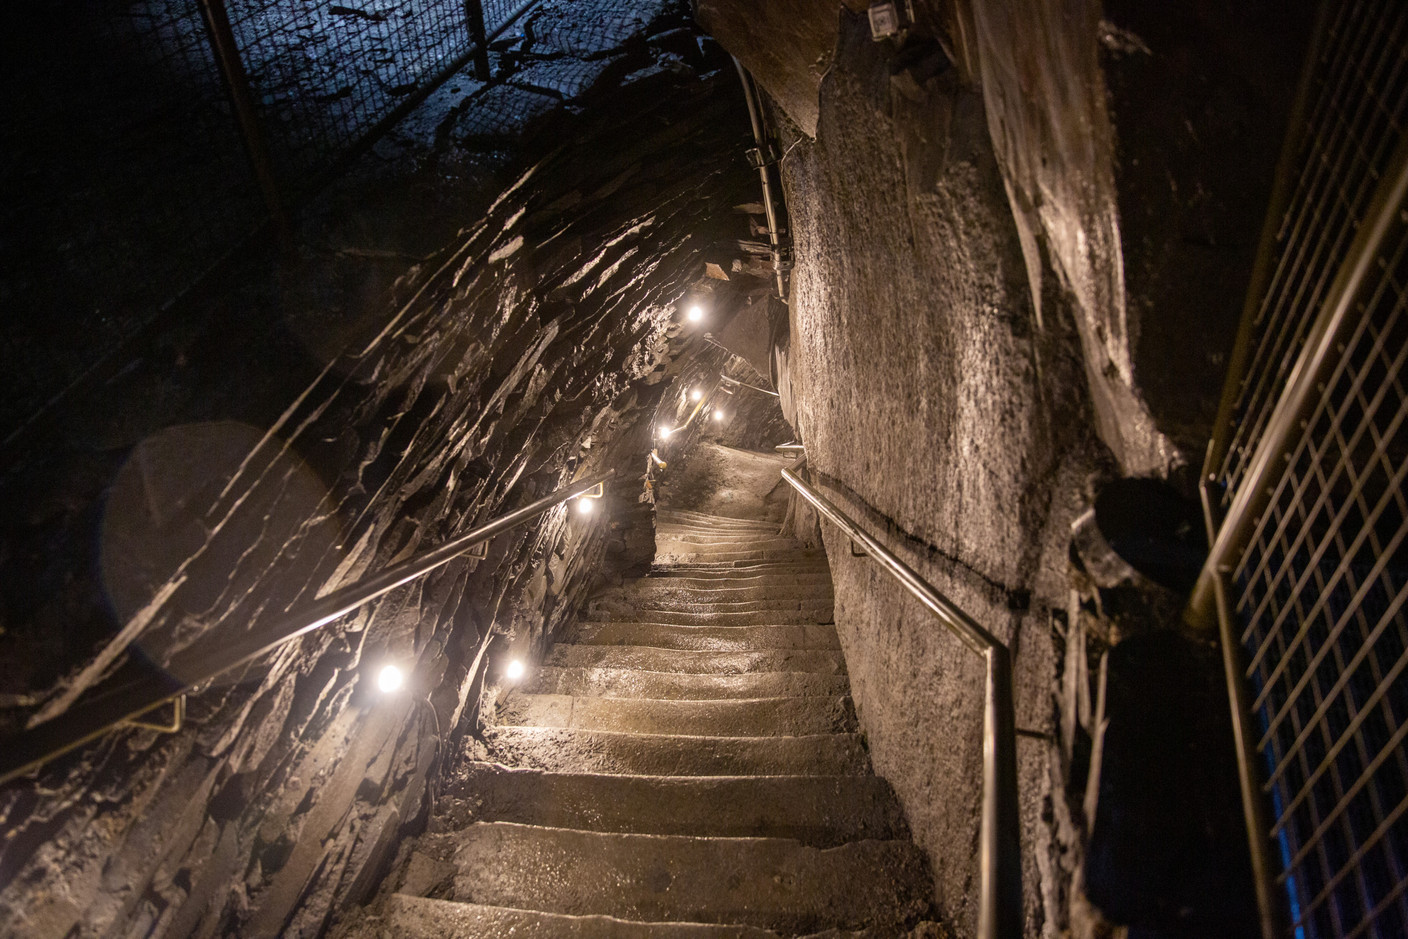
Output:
[
  {"xmin": 1235, "ymin": 209, "xmax": 1408, "ymax": 938},
  {"xmin": 1215, "ymin": 0, "xmax": 1408, "ymax": 503},
  {"xmin": 2, "ymin": 0, "xmax": 536, "ymax": 433},
  {"xmin": 224, "ymin": 0, "xmax": 475, "ymax": 193},
  {"xmin": 1214, "ymin": 2, "xmax": 1408, "ymax": 935}
]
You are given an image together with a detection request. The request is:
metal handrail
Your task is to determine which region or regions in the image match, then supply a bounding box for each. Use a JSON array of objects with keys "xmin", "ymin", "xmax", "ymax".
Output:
[
  {"xmin": 779, "ymin": 457, "xmax": 1021, "ymax": 939},
  {"xmin": 0, "ymin": 469, "xmax": 615, "ymax": 786}
]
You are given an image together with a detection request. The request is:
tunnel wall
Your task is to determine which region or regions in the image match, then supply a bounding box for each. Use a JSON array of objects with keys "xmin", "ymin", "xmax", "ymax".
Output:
[
  {"xmin": 0, "ymin": 62, "xmax": 755, "ymax": 937},
  {"xmin": 779, "ymin": 17, "xmax": 1095, "ymax": 934}
]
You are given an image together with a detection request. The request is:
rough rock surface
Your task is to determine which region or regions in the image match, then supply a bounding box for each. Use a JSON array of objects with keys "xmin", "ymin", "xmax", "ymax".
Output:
[
  {"xmin": 778, "ymin": 12, "xmax": 1101, "ymax": 937},
  {"xmin": 0, "ymin": 9, "xmax": 759, "ymax": 935}
]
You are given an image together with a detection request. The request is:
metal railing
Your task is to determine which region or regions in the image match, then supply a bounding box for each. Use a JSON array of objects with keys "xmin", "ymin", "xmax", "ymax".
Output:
[
  {"xmin": 1190, "ymin": 2, "xmax": 1408, "ymax": 936},
  {"xmin": 779, "ymin": 451, "xmax": 1021, "ymax": 939},
  {"xmin": 0, "ymin": 469, "xmax": 613, "ymax": 787}
]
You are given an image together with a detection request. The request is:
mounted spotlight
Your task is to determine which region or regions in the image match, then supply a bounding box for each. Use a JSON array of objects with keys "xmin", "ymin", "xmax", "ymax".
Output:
[
  {"xmin": 690, "ymin": 388, "xmax": 703, "ymax": 401},
  {"xmin": 713, "ymin": 409, "xmax": 725, "ymax": 421},
  {"xmin": 576, "ymin": 496, "xmax": 595, "ymax": 515},
  {"xmin": 377, "ymin": 664, "xmax": 404, "ymax": 694},
  {"xmin": 659, "ymin": 425, "xmax": 674, "ymax": 439},
  {"xmin": 506, "ymin": 659, "xmax": 525, "ymax": 682},
  {"xmin": 687, "ymin": 305, "xmax": 704, "ymax": 323}
]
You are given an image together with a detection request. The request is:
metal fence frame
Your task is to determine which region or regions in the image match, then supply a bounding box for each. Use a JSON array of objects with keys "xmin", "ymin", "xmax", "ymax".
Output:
[{"xmin": 1191, "ymin": 2, "xmax": 1408, "ymax": 936}]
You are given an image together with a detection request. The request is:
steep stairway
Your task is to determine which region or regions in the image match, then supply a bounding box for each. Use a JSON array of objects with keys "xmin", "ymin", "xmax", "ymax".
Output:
[{"xmin": 347, "ymin": 491, "xmax": 939, "ymax": 936}]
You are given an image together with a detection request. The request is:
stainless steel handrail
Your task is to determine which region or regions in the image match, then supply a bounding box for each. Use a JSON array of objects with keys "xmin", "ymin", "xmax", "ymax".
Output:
[
  {"xmin": 0, "ymin": 468, "xmax": 616, "ymax": 786},
  {"xmin": 780, "ymin": 457, "xmax": 1021, "ymax": 939}
]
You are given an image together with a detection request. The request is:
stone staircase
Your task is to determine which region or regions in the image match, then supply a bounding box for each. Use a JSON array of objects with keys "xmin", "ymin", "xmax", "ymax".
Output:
[{"xmin": 345, "ymin": 503, "xmax": 939, "ymax": 936}]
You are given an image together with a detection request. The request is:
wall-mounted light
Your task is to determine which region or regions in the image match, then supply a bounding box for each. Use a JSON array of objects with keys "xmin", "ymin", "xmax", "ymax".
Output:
[
  {"xmin": 377, "ymin": 664, "xmax": 404, "ymax": 694},
  {"xmin": 575, "ymin": 497, "xmax": 595, "ymax": 515},
  {"xmin": 659, "ymin": 425, "xmax": 673, "ymax": 439},
  {"xmin": 687, "ymin": 305, "xmax": 704, "ymax": 323},
  {"xmin": 506, "ymin": 659, "xmax": 525, "ymax": 682},
  {"xmin": 690, "ymin": 388, "xmax": 703, "ymax": 401},
  {"xmin": 713, "ymin": 409, "xmax": 725, "ymax": 421}
]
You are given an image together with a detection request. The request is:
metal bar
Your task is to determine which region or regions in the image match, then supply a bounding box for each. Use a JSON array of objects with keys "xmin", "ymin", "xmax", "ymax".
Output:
[
  {"xmin": 0, "ymin": 469, "xmax": 614, "ymax": 786},
  {"xmin": 196, "ymin": 0, "xmax": 292, "ymax": 250},
  {"xmin": 780, "ymin": 462, "xmax": 1020, "ymax": 939},
  {"xmin": 1208, "ymin": 559, "xmax": 1288, "ymax": 939},
  {"xmin": 1201, "ymin": 0, "xmax": 1340, "ymax": 506},
  {"xmin": 732, "ymin": 58, "xmax": 789, "ymax": 301},
  {"xmin": 464, "ymin": 0, "xmax": 491, "ymax": 80}
]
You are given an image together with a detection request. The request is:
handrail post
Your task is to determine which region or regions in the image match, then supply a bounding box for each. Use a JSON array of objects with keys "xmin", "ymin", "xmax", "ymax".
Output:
[
  {"xmin": 464, "ymin": 0, "xmax": 491, "ymax": 80},
  {"xmin": 981, "ymin": 644, "xmax": 1022, "ymax": 939}
]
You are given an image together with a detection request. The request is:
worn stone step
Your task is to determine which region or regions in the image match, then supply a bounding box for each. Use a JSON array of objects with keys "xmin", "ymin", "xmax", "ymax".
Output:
[
  {"xmin": 352, "ymin": 895, "xmax": 780, "ymax": 938},
  {"xmin": 609, "ymin": 580, "xmax": 833, "ymax": 601},
  {"xmin": 591, "ymin": 593, "xmax": 834, "ymax": 612},
  {"xmin": 523, "ymin": 666, "xmax": 850, "ymax": 700},
  {"xmin": 658, "ymin": 535, "xmax": 801, "ymax": 550},
  {"xmin": 568, "ymin": 622, "xmax": 840, "ymax": 652},
  {"xmin": 420, "ymin": 822, "xmax": 933, "ymax": 932},
  {"xmin": 434, "ymin": 764, "xmax": 908, "ymax": 846},
  {"xmin": 657, "ymin": 548, "xmax": 828, "ymax": 564},
  {"xmin": 658, "ymin": 510, "xmax": 779, "ymax": 528},
  {"xmin": 655, "ymin": 559, "xmax": 831, "ymax": 574},
  {"xmin": 642, "ymin": 571, "xmax": 834, "ymax": 588},
  {"xmin": 545, "ymin": 644, "xmax": 847, "ymax": 675},
  {"xmin": 497, "ymin": 693, "xmax": 856, "ymax": 737},
  {"xmin": 481, "ymin": 726, "xmax": 870, "ymax": 776},
  {"xmin": 584, "ymin": 607, "xmax": 834, "ymax": 627}
]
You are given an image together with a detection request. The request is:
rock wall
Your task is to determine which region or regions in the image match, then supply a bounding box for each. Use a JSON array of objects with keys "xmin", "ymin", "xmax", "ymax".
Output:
[
  {"xmin": 779, "ymin": 16, "xmax": 1099, "ymax": 934},
  {"xmin": 0, "ymin": 57, "xmax": 755, "ymax": 938}
]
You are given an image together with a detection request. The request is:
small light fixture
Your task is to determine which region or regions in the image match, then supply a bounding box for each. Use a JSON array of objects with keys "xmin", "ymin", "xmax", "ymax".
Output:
[
  {"xmin": 377, "ymin": 664, "xmax": 404, "ymax": 694},
  {"xmin": 687, "ymin": 305, "xmax": 704, "ymax": 323},
  {"xmin": 506, "ymin": 659, "xmax": 525, "ymax": 682},
  {"xmin": 659, "ymin": 425, "xmax": 673, "ymax": 438},
  {"xmin": 690, "ymin": 388, "xmax": 703, "ymax": 401},
  {"xmin": 713, "ymin": 408, "xmax": 725, "ymax": 421},
  {"xmin": 576, "ymin": 496, "xmax": 595, "ymax": 515}
]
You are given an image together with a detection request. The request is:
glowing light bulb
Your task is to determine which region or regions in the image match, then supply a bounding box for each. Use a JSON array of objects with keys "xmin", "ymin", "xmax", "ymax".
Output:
[
  {"xmin": 576, "ymin": 497, "xmax": 595, "ymax": 515},
  {"xmin": 506, "ymin": 659, "xmax": 525, "ymax": 681},
  {"xmin": 659, "ymin": 425, "xmax": 673, "ymax": 438},
  {"xmin": 713, "ymin": 409, "xmax": 725, "ymax": 421},
  {"xmin": 687, "ymin": 305, "xmax": 704, "ymax": 322},
  {"xmin": 377, "ymin": 664, "xmax": 404, "ymax": 694},
  {"xmin": 690, "ymin": 388, "xmax": 703, "ymax": 401}
]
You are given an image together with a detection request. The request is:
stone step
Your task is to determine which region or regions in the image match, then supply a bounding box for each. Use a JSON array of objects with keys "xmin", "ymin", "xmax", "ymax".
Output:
[
  {"xmin": 434, "ymin": 764, "xmax": 908, "ymax": 847},
  {"xmin": 353, "ymin": 895, "xmax": 780, "ymax": 938},
  {"xmin": 609, "ymin": 580, "xmax": 833, "ymax": 601},
  {"xmin": 583, "ymin": 607, "xmax": 834, "ymax": 627},
  {"xmin": 545, "ymin": 644, "xmax": 847, "ymax": 675},
  {"xmin": 591, "ymin": 593, "xmax": 834, "ymax": 612},
  {"xmin": 497, "ymin": 693, "xmax": 856, "ymax": 737},
  {"xmin": 657, "ymin": 548, "xmax": 828, "ymax": 564},
  {"xmin": 481, "ymin": 726, "xmax": 870, "ymax": 776},
  {"xmin": 658, "ymin": 534, "xmax": 800, "ymax": 548},
  {"xmin": 641, "ymin": 571, "xmax": 833, "ymax": 587},
  {"xmin": 417, "ymin": 822, "xmax": 933, "ymax": 932},
  {"xmin": 568, "ymin": 622, "xmax": 840, "ymax": 652},
  {"xmin": 654, "ymin": 559, "xmax": 831, "ymax": 574},
  {"xmin": 657, "ymin": 510, "xmax": 779, "ymax": 527},
  {"xmin": 524, "ymin": 666, "xmax": 850, "ymax": 700}
]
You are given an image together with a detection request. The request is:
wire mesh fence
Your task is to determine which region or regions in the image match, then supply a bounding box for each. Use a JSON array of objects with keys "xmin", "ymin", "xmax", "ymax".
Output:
[
  {"xmin": 1214, "ymin": 0, "xmax": 1408, "ymax": 505},
  {"xmin": 1209, "ymin": 1, "xmax": 1408, "ymax": 936},
  {"xmin": 1, "ymin": 0, "xmax": 533, "ymax": 437}
]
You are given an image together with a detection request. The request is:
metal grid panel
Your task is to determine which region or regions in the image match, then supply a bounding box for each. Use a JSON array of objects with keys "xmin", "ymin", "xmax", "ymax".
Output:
[
  {"xmin": 223, "ymin": 0, "xmax": 474, "ymax": 192},
  {"xmin": 1216, "ymin": 0, "xmax": 1408, "ymax": 503},
  {"xmin": 1, "ymin": 1, "xmax": 262, "ymax": 421},
  {"xmin": 1234, "ymin": 197, "xmax": 1408, "ymax": 939}
]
